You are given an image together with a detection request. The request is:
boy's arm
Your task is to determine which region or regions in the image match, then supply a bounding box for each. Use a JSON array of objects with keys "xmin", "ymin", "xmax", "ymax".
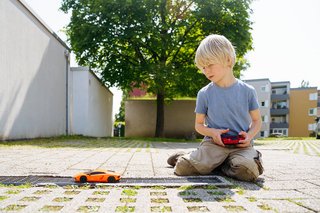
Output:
[
  {"xmin": 195, "ymin": 113, "xmax": 229, "ymax": 147},
  {"xmin": 237, "ymin": 109, "xmax": 262, "ymax": 148}
]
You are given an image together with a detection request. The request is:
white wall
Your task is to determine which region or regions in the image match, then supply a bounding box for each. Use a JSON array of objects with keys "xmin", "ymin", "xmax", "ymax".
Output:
[
  {"xmin": 70, "ymin": 67, "xmax": 113, "ymax": 137},
  {"xmin": 0, "ymin": 0, "xmax": 69, "ymax": 140}
]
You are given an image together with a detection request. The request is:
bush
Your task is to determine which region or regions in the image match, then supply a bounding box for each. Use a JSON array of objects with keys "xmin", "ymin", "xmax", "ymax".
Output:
[{"xmin": 114, "ymin": 122, "xmax": 125, "ymax": 137}]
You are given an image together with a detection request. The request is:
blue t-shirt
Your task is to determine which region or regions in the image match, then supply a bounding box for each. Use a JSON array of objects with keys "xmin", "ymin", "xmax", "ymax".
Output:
[{"xmin": 195, "ymin": 79, "xmax": 259, "ymax": 136}]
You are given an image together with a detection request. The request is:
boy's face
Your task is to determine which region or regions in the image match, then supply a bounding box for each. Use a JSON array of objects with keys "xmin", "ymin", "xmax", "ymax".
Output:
[{"xmin": 202, "ymin": 63, "xmax": 231, "ymax": 83}]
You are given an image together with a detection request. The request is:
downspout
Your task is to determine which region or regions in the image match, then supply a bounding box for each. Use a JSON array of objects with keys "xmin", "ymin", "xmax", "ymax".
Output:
[{"xmin": 64, "ymin": 50, "xmax": 70, "ymax": 135}]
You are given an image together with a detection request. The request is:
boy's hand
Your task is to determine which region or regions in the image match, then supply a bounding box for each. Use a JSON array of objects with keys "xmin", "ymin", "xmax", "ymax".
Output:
[
  {"xmin": 236, "ymin": 131, "xmax": 252, "ymax": 148},
  {"xmin": 210, "ymin": 128, "xmax": 229, "ymax": 147}
]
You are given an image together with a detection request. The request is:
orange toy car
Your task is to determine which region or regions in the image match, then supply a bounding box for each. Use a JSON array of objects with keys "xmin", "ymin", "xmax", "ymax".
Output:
[{"xmin": 74, "ymin": 169, "xmax": 121, "ymax": 183}]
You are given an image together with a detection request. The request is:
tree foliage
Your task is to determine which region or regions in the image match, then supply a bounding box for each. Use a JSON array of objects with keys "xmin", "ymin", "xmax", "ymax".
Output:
[{"xmin": 61, "ymin": 0, "xmax": 253, "ymax": 137}]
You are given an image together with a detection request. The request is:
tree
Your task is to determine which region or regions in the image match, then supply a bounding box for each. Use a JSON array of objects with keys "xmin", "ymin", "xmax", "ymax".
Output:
[{"xmin": 61, "ymin": 0, "xmax": 253, "ymax": 137}]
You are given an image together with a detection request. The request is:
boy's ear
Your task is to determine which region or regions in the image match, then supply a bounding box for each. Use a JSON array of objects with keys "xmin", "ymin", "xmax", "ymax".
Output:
[{"xmin": 226, "ymin": 57, "xmax": 233, "ymax": 68}]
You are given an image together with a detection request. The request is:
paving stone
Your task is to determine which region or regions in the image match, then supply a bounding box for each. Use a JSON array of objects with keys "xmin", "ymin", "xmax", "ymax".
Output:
[
  {"xmin": 247, "ymin": 190, "xmax": 310, "ymax": 199},
  {"xmin": 297, "ymin": 188, "xmax": 320, "ymax": 199},
  {"xmin": 1, "ymin": 139, "xmax": 320, "ymax": 212},
  {"xmin": 262, "ymin": 180, "xmax": 319, "ymax": 190},
  {"xmin": 297, "ymin": 199, "xmax": 320, "ymax": 212},
  {"xmin": 262, "ymin": 199, "xmax": 313, "ymax": 213}
]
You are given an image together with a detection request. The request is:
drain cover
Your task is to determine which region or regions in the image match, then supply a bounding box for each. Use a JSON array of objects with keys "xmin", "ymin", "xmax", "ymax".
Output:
[{"xmin": 0, "ymin": 176, "xmax": 232, "ymax": 187}]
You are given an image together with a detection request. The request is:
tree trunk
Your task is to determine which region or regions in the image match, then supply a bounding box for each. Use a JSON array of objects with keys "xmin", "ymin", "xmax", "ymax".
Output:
[{"xmin": 155, "ymin": 92, "xmax": 165, "ymax": 138}]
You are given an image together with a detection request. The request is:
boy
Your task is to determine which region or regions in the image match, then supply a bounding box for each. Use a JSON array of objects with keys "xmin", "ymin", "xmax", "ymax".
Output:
[{"xmin": 167, "ymin": 34, "xmax": 264, "ymax": 182}]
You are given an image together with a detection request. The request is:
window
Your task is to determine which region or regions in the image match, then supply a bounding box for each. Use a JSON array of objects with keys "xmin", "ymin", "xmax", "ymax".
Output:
[
  {"xmin": 309, "ymin": 93, "xmax": 317, "ymax": 101},
  {"xmin": 283, "ymin": 129, "xmax": 287, "ymax": 135},
  {"xmin": 261, "ymin": 84, "xmax": 269, "ymax": 92},
  {"xmin": 261, "ymin": 100, "xmax": 269, "ymax": 107},
  {"xmin": 308, "ymin": 124, "xmax": 316, "ymax": 131},
  {"xmin": 261, "ymin": 115, "xmax": 269, "ymax": 122},
  {"xmin": 309, "ymin": 108, "xmax": 317, "ymax": 116},
  {"xmin": 260, "ymin": 131, "xmax": 265, "ymax": 137}
]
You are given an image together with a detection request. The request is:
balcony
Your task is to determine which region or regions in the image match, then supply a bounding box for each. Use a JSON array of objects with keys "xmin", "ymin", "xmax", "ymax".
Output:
[
  {"xmin": 270, "ymin": 122, "xmax": 289, "ymax": 128},
  {"xmin": 271, "ymin": 94, "xmax": 289, "ymax": 101},
  {"xmin": 270, "ymin": 108, "xmax": 289, "ymax": 115}
]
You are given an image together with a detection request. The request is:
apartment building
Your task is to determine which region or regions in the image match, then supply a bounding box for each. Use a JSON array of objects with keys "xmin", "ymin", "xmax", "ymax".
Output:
[
  {"xmin": 318, "ymin": 90, "xmax": 320, "ymax": 117},
  {"xmin": 270, "ymin": 81, "xmax": 290, "ymax": 136},
  {"xmin": 289, "ymin": 87, "xmax": 318, "ymax": 137},
  {"xmin": 245, "ymin": 78, "xmax": 320, "ymax": 137},
  {"xmin": 244, "ymin": 79, "xmax": 271, "ymax": 138}
]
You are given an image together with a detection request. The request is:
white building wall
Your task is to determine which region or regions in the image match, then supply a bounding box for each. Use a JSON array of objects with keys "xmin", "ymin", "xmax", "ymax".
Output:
[
  {"xmin": 0, "ymin": 0, "xmax": 68, "ymax": 140},
  {"xmin": 244, "ymin": 79, "xmax": 271, "ymax": 138},
  {"xmin": 70, "ymin": 68, "xmax": 89, "ymax": 135},
  {"xmin": 70, "ymin": 67, "xmax": 113, "ymax": 137}
]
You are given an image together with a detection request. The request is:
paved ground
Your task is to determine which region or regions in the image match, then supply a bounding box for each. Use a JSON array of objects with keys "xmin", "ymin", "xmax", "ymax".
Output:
[{"xmin": 0, "ymin": 139, "xmax": 320, "ymax": 212}]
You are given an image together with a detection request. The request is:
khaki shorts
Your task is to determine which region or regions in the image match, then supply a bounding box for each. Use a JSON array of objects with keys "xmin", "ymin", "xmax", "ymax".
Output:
[{"xmin": 174, "ymin": 138, "xmax": 264, "ymax": 182}]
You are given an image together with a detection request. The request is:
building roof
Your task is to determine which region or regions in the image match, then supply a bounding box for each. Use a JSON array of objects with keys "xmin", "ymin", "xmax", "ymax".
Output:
[
  {"xmin": 242, "ymin": 78, "xmax": 271, "ymax": 82},
  {"xmin": 18, "ymin": 0, "xmax": 71, "ymax": 51},
  {"xmin": 290, "ymin": 87, "xmax": 318, "ymax": 91},
  {"xmin": 71, "ymin": 67, "xmax": 113, "ymax": 96},
  {"xmin": 271, "ymin": 81, "xmax": 290, "ymax": 84}
]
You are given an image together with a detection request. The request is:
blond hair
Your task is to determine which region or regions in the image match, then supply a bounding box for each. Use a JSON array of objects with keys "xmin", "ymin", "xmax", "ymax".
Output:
[{"xmin": 195, "ymin": 34, "xmax": 236, "ymax": 71}]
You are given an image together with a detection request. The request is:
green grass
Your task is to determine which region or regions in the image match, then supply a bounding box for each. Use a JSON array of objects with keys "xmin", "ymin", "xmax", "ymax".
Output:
[
  {"xmin": 215, "ymin": 196, "xmax": 235, "ymax": 202},
  {"xmin": 151, "ymin": 198, "xmax": 170, "ymax": 203},
  {"xmin": 247, "ymin": 196, "xmax": 257, "ymax": 202},
  {"xmin": 178, "ymin": 185, "xmax": 196, "ymax": 190},
  {"xmin": 223, "ymin": 205, "xmax": 246, "ymax": 212},
  {"xmin": 120, "ymin": 198, "xmax": 136, "ymax": 203},
  {"xmin": 86, "ymin": 197, "xmax": 105, "ymax": 202},
  {"xmin": 150, "ymin": 191, "xmax": 167, "ymax": 196},
  {"xmin": 0, "ymin": 136, "xmax": 199, "ymax": 148},
  {"xmin": 5, "ymin": 189, "xmax": 21, "ymax": 194},
  {"xmin": 150, "ymin": 206, "xmax": 172, "ymax": 212},
  {"xmin": 53, "ymin": 197, "xmax": 73, "ymax": 202},
  {"xmin": 183, "ymin": 198, "xmax": 202, "ymax": 203},
  {"xmin": 77, "ymin": 206, "xmax": 100, "ymax": 212},
  {"xmin": 64, "ymin": 190, "xmax": 80, "ymax": 195},
  {"xmin": 33, "ymin": 190, "xmax": 52, "ymax": 195},
  {"xmin": 202, "ymin": 185, "xmax": 218, "ymax": 190},
  {"xmin": 256, "ymin": 137, "xmax": 315, "ymax": 141},
  {"xmin": 258, "ymin": 203, "xmax": 273, "ymax": 210},
  {"xmin": 179, "ymin": 190, "xmax": 197, "ymax": 196},
  {"xmin": 121, "ymin": 189, "xmax": 138, "ymax": 196},
  {"xmin": 187, "ymin": 206, "xmax": 209, "ymax": 212},
  {"xmin": 235, "ymin": 187, "xmax": 245, "ymax": 195},
  {"xmin": 20, "ymin": 196, "xmax": 40, "ymax": 202},
  {"xmin": 0, "ymin": 196, "xmax": 9, "ymax": 201},
  {"xmin": 2, "ymin": 204, "xmax": 27, "ymax": 211},
  {"xmin": 92, "ymin": 191, "xmax": 110, "ymax": 195},
  {"xmin": 0, "ymin": 183, "xmax": 32, "ymax": 188},
  {"xmin": 115, "ymin": 206, "xmax": 135, "ymax": 212}
]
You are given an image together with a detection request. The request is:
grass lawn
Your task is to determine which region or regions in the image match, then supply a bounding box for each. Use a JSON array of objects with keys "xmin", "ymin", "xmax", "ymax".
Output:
[
  {"xmin": 0, "ymin": 135, "xmax": 317, "ymax": 149},
  {"xmin": 0, "ymin": 135, "xmax": 200, "ymax": 149}
]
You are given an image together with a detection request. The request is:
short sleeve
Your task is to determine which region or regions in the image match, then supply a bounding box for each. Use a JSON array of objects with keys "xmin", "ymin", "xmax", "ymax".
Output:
[
  {"xmin": 195, "ymin": 90, "xmax": 208, "ymax": 114},
  {"xmin": 249, "ymin": 88, "xmax": 259, "ymax": 111}
]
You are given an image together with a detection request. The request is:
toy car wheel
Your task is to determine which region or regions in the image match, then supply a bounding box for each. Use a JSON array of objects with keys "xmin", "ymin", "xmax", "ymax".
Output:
[
  {"xmin": 107, "ymin": 176, "xmax": 116, "ymax": 183},
  {"xmin": 80, "ymin": 176, "xmax": 87, "ymax": 183}
]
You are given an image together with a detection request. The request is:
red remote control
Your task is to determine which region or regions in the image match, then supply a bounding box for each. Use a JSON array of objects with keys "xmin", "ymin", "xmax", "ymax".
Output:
[{"xmin": 221, "ymin": 134, "xmax": 245, "ymax": 145}]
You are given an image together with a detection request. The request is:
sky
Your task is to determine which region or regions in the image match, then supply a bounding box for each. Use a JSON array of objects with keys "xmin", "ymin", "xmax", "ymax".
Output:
[{"xmin": 23, "ymin": 0, "xmax": 320, "ymax": 115}]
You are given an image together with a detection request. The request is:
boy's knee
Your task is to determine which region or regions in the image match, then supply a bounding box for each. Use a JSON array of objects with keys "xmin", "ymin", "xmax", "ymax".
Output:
[
  {"xmin": 174, "ymin": 157, "xmax": 199, "ymax": 176},
  {"xmin": 223, "ymin": 157, "xmax": 260, "ymax": 182}
]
